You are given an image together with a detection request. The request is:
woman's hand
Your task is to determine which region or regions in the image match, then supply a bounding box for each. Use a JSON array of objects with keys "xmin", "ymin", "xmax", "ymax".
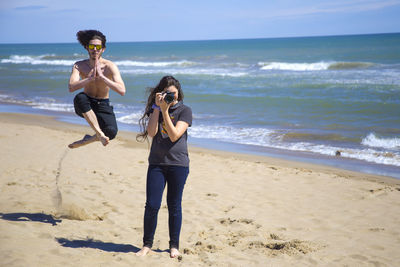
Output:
[
  {"xmin": 159, "ymin": 97, "xmax": 172, "ymax": 113},
  {"xmin": 155, "ymin": 93, "xmax": 163, "ymax": 106},
  {"xmin": 155, "ymin": 93, "xmax": 172, "ymax": 113}
]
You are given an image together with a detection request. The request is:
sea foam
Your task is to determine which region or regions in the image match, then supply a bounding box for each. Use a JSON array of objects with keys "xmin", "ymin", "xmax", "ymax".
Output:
[
  {"xmin": 32, "ymin": 102, "xmax": 75, "ymax": 112},
  {"xmin": 117, "ymin": 112, "xmax": 143, "ymax": 125},
  {"xmin": 259, "ymin": 62, "xmax": 331, "ymax": 71},
  {"xmin": 119, "ymin": 68, "xmax": 248, "ymax": 77},
  {"xmin": 188, "ymin": 125, "xmax": 400, "ymax": 167},
  {"xmin": 115, "ymin": 60, "xmax": 195, "ymax": 67},
  {"xmin": 361, "ymin": 133, "xmax": 400, "ymax": 149},
  {"xmin": 1, "ymin": 55, "xmax": 76, "ymax": 66},
  {"xmin": 258, "ymin": 61, "xmax": 374, "ymax": 71}
]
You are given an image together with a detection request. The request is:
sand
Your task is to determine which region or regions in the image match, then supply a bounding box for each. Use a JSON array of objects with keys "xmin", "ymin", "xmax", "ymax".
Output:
[{"xmin": 0, "ymin": 112, "xmax": 399, "ymax": 266}]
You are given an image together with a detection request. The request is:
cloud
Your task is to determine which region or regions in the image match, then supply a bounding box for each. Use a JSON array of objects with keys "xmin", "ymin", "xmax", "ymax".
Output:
[
  {"xmin": 311, "ymin": 0, "xmax": 400, "ymax": 14},
  {"xmin": 14, "ymin": 5, "xmax": 47, "ymax": 11},
  {"xmin": 235, "ymin": 0, "xmax": 400, "ymax": 20},
  {"xmin": 56, "ymin": 8, "xmax": 80, "ymax": 13}
]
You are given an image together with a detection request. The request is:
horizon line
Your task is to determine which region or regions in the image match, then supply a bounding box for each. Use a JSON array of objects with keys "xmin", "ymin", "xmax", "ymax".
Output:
[{"xmin": 0, "ymin": 31, "xmax": 399, "ymax": 45}]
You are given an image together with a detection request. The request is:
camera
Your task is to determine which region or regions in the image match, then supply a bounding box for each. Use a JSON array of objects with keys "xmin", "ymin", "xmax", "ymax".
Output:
[{"xmin": 164, "ymin": 91, "xmax": 175, "ymax": 104}]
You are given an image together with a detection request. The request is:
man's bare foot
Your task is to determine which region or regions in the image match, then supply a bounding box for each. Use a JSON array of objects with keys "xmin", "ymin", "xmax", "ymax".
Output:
[
  {"xmin": 97, "ymin": 133, "xmax": 110, "ymax": 146},
  {"xmin": 68, "ymin": 134, "xmax": 96, "ymax": 149},
  {"xmin": 170, "ymin": 248, "xmax": 180, "ymax": 258},
  {"xmin": 135, "ymin": 246, "xmax": 151, "ymax": 257}
]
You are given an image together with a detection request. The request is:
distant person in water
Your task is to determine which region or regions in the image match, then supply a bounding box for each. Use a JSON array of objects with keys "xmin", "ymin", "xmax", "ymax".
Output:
[{"xmin": 68, "ymin": 30, "xmax": 126, "ymax": 149}]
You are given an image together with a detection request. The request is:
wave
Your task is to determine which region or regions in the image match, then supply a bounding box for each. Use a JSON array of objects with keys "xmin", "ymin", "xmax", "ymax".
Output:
[
  {"xmin": 41, "ymin": 54, "xmax": 85, "ymax": 60},
  {"xmin": 32, "ymin": 102, "xmax": 75, "ymax": 112},
  {"xmin": 1, "ymin": 94, "xmax": 399, "ymax": 167},
  {"xmin": 0, "ymin": 94, "xmax": 75, "ymax": 112},
  {"xmin": 1, "ymin": 55, "xmax": 76, "ymax": 66},
  {"xmin": 282, "ymin": 132, "xmax": 356, "ymax": 143},
  {"xmin": 259, "ymin": 62, "xmax": 330, "ymax": 71},
  {"xmin": 2, "ymin": 55, "xmax": 378, "ymax": 77},
  {"xmin": 258, "ymin": 61, "xmax": 374, "ymax": 71},
  {"xmin": 189, "ymin": 125, "xmax": 277, "ymax": 144},
  {"xmin": 328, "ymin": 62, "xmax": 374, "ymax": 70},
  {"xmin": 361, "ymin": 133, "xmax": 400, "ymax": 149},
  {"xmin": 286, "ymin": 143, "xmax": 400, "ymax": 167},
  {"xmin": 117, "ymin": 112, "xmax": 143, "ymax": 125},
  {"xmin": 0, "ymin": 55, "xmax": 199, "ymax": 68},
  {"xmin": 0, "ymin": 54, "xmax": 199, "ymax": 67},
  {"xmin": 115, "ymin": 60, "xmax": 196, "ymax": 67},
  {"xmin": 120, "ymin": 68, "xmax": 248, "ymax": 77},
  {"xmin": 188, "ymin": 125, "xmax": 400, "ymax": 167}
]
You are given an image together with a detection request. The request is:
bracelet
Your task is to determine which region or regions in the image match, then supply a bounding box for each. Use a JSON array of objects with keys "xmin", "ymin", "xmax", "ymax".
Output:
[{"xmin": 152, "ymin": 103, "xmax": 160, "ymax": 111}]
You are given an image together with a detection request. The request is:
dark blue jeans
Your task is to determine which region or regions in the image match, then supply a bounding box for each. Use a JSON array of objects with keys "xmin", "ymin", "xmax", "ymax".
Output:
[{"xmin": 143, "ymin": 165, "xmax": 189, "ymax": 250}]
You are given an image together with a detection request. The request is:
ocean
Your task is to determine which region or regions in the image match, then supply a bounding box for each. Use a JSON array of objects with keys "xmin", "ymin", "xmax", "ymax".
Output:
[{"xmin": 1, "ymin": 33, "xmax": 399, "ymax": 178}]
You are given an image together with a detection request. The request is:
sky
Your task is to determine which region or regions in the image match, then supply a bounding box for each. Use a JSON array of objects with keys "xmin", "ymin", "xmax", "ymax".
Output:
[{"xmin": 0, "ymin": 0, "xmax": 399, "ymax": 43}]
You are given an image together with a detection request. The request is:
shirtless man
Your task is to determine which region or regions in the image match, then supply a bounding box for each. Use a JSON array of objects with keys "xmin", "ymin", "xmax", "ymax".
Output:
[{"xmin": 68, "ymin": 30, "xmax": 126, "ymax": 149}]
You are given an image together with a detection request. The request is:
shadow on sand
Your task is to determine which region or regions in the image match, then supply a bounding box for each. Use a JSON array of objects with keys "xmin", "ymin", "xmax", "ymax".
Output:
[
  {"xmin": 0, "ymin": 212, "xmax": 61, "ymax": 226},
  {"xmin": 56, "ymin": 238, "xmax": 142, "ymax": 253},
  {"xmin": 1, "ymin": 212, "xmax": 169, "ymax": 254}
]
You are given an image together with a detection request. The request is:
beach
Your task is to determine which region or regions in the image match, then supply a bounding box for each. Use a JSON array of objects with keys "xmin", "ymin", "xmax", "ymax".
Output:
[
  {"xmin": 1, "ymin": 34, "xmax": 400, "ymax": 176},
  {"xmin": 1, "ymin": 112, "xmax": 399, "ymax": 266}
]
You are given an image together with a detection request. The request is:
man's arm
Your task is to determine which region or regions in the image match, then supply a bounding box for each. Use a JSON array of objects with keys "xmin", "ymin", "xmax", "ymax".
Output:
[
  {"xmin": 68, "ymin": 63, "xmax": 94, "ymax": 92},
  {"xmin": 97, "ymin": 62, "xmax": 126, "ymax": 96}
]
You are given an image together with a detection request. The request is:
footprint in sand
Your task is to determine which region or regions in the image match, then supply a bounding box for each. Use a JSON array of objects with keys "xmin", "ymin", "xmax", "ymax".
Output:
[
  {"xmin": 219, "ymin": 217, "xmax": 254, "ymax": 225},
  {"xmin": 248, "ymin": 239, "xmax": 316, "ymax": 256},
  {"xmin": 350, "ymin": 254, "xmax": 369, "ymax": 261},
  {"xmin": 269, "ymin": 233, "xmax": 282, "ymax": 240},
  {"xmin": 183, "ymin": 241, "xmax": 220, "ymax": 255},
  {"xmin": 367, "ymin": 186, "xmax": 395, "ymax": 198},
  {"xmin": 369, "ymin": 227, "xmax": 385, "ymax": 232},
  {"xmin": 224, "ymin": 205, "xmax": 235, "ymax": 213}
]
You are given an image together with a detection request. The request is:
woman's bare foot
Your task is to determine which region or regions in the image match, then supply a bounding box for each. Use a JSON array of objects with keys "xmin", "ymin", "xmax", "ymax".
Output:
[
  {"xmin": 135, "ymin": 246, "xmax": 151, "ymax": 257},
  {"xmin": 170, "ymin": 248, "xmax": 180, "ymax": 258}
]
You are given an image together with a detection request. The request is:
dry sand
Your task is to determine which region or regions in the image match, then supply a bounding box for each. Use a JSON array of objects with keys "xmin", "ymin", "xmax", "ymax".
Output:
[{"xmin": 0, "ymin": 112, "xmax": 400, "ymax": 266}]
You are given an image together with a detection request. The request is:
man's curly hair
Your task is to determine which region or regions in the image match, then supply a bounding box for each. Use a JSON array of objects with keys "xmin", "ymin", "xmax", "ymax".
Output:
[{"xmin": 76, "ymin": 30, "xmax": 106, "ymax": 48}]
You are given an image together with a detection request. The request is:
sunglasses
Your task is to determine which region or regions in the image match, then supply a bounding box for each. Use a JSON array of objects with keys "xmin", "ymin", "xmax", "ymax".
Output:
[{"xmin": 88, "ymin": 44, "xmax": 102, "ymax": 50}]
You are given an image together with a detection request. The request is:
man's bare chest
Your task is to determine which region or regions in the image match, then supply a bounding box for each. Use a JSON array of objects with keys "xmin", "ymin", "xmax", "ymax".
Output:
[{"xmin": 79, "ymin": 62, "xmax": 111, "ymax": 78}]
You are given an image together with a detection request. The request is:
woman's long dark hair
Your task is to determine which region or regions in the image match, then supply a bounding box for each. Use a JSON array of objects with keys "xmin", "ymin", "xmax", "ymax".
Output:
[{"xmin": 136, "ymin": 76, "xmax": 184, "ymax": 142}]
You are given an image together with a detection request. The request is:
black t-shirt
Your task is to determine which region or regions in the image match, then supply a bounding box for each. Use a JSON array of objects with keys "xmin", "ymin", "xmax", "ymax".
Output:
[{"xmin": 148, "ymin": 101, "xmax": 192, "ymax": 167}]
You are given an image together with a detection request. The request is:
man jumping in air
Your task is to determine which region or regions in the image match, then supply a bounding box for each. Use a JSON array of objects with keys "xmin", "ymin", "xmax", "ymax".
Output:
[{"xmin": 68, "ymin": 30, "xmax": 126, "ymax": 149}]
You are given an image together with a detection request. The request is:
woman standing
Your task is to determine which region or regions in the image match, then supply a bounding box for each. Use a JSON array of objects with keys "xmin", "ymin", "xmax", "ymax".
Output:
[{"xmin": 136, "ymin": 76, "xmax": 192, "ymax": 258}]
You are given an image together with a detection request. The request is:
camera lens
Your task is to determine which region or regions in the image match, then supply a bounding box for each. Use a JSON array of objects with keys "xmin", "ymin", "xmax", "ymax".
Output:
[{"xmin": 164, "ymin": 91, "xmax": 175, "ymax": 104}]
